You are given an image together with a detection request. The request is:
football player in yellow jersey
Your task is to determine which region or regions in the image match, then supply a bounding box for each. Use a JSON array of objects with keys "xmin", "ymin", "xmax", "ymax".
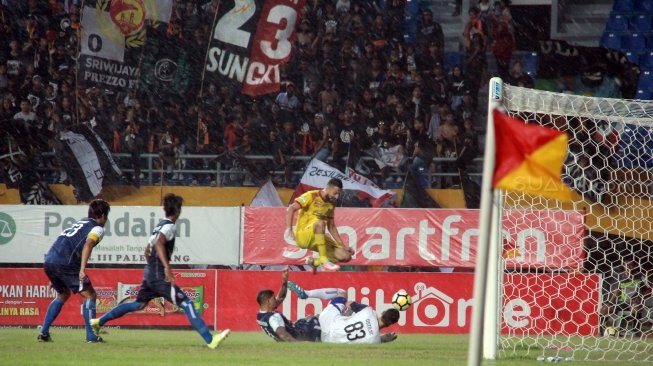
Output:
[{"xmin": 285, "ymin": 178, "xmax": 353, "ymax": 271}]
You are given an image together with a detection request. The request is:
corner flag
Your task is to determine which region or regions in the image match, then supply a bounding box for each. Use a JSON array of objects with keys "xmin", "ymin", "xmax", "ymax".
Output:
[{"xmin": 492, "ymin": 109, "xmax": 572, "ymax": 201}]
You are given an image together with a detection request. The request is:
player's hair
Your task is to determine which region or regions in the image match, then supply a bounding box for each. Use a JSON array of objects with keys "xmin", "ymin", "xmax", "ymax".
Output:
[
  {"xmin": 88, "ymin": 199, "xmax": 110, "ymax": 220},
  {"xmin": 381, "ymin": 308, "xmax": 400, "ymax": 326},
  {"xmin": 327, "ymin": 178, "xmax": 343, "ymax": 189},
  {"xmin": 163, "ymin": 193, "xmax": 183, "ymax": 216},
  {"xmin": 257, "ymin": 289, "xmax": 274, "ymax": 306}
]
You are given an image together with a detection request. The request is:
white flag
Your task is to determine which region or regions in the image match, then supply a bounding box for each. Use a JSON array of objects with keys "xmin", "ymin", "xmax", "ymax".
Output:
[
  {"xmin": 293, "ymin": 159, "xmax": 395, "ymax": 207},
  {"xmin": 250, "ymin": 179, "xmax": 284, "ymax": 207}
]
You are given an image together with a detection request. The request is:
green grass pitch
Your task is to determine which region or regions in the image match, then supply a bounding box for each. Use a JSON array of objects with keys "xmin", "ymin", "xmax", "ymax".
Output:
[{"xmin": 0, "ymin": 327, "xmax": 647, "ymax": 366}]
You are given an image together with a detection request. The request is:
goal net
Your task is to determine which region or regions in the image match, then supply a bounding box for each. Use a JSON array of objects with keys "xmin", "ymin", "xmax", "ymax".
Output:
[{"xmin": 493, "ymin": 80, "xmax": 653, "ymax": 362}]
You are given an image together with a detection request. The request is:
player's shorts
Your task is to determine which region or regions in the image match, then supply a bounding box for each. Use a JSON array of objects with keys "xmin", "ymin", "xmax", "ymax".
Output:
[
  {"xmin": 294, "ymin": 315, "xmax": 322, "ymax": 342},
  {"xmin": 135, "ymin": 278, "xmax": 188, "ymax": 307},
  {"xmin": 44, "ymin": 263, "xmax": 92, "ymax": 294},
  {"xmin": 317, "ymin": 296, "xmax": 347, "ymax": 335},
  {"xmin": 295, "ymin": 222, "xmax": 345, "ymax": 261}
]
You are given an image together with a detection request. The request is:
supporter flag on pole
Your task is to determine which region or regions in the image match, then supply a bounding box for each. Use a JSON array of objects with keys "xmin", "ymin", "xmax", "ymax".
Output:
[
  {"xmin": 400, "ymin": 171, "xmax": 440, "ymax": 208},
  {"xmin": 492, "ymin": 109, "xmax": 572, "ymax": 201},
  {"xmin": 250, "ymin": 178, "xmax": 284, "ymax": 207},
  {"xmin": 292, "ymin": 159, "xmax": 395, "ymax": 207}
]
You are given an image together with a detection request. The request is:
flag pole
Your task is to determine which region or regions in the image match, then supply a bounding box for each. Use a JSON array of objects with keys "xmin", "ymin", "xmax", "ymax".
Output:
[
  {"xmin": 467, "ymin": 77, "xmax": 503, "ymax": 366},
  {"xmin": 197, "ymin": 1, "xmax": 222, "ymax": 147}
]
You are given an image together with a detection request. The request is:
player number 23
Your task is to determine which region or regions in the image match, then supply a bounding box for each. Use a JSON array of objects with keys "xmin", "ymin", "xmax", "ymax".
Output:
[
  {"xmin": 213, "ymin": 0, "xmax": 297, "ymax": 60},
  {"xmin": 61, "ymin": 222, "xmax": 85, "ymax": 237},
  {"xmin": 344, "ymin": 321, "xmax": 366, "ymax": 341}
]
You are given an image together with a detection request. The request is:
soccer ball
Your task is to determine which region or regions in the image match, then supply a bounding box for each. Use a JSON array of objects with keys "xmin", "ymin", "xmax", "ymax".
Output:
[
  {"xmin": 603, "ymin": 326, "xmax": 618, "ymax": 337},
  {"xmin": 391, "ymin": 290, "xmax": 412, "ymax": 311}
]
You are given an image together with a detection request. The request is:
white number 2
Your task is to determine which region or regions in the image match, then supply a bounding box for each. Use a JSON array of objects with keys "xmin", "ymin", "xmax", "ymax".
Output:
[
  {"xmin": 214, "ymin": 0, "xmax": 256, "ymax": 49},
  {"xmin": 260, "ymin": 5, "xmax": 296, "ymax": 60}
]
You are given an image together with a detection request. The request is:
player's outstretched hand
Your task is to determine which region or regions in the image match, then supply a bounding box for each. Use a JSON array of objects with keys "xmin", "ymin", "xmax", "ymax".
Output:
[
  {"xmin": 282, "ymin": 266, "xmax": 289, "ymax": 282},
  {"xmin": 380, "ymin": 332, "xmax": 398, "ymax": 343}
]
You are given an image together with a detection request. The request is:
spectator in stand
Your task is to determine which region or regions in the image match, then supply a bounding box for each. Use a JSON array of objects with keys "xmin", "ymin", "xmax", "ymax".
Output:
[
  {"xmin": 307, "ymin": 112, "xmax": 331, "ymax": 162},
  {"xmin": 158, "ymin": 120, "xmax": 179, "ymax": 180},
  {"xmin": 429, "ymin": 62, "xmax": 450, "ymax": 109},
  {"xmin": 464, "ymin": 33, "xmax": 486, "ymax": 108},
  {"xmin": 449, "ymin": 65, "xmax": 467, "ymax": 111},
  {"xmin": 318, "ymin": 81, "xmax": 340, "ymax": 115},
  {"xmin": 272, "ymin": 120, "xmax": 299, "ymax": 187},
  {"xmin": 366, "ymin": 57, "xmax": 386, "ymax": 100},
  {"xmin": 275, "ymin": 82, "xmax": 301, "ymax": 119},
  {"xmin": 508, "ymin": 60, "xmax": 534, "ymax": 88},
  {"xmin": 454, "ymin": 89, "xmax": 476, "ymax": 126},
  {"xmin": 456, "ymin": 117, "xmax": 480, "ymax": 172},
  {"xmin": 416, "ymin": 9, "xmax": 444, "ymax": 53},
  {"xmin": 418, "ymin": 40, "xmax": 444, "ymax": 75},
  {"xmin": 332, "ymin": 109, "xmax": 363, "ymax": 171},
  {"xmin": 409, "ymin": 117, "xmax": 435, "ymax": 187},
  {"xmin": 123, "ymin": 107, "xmax": 142, "ymax": 187},
  {"xmin": 437, "ymin": 112, "xmax": 460, "ymax": 187},
  {"xmin": 491, "ymin": 17, "xmax": 514, "ymax": 81},
  {"xmin": 463, "ymin": 7, "xmax": 485, "ymax": 49},
  {"xmin": 369, "ymin": 120, "xmax": 405, "ymax": 186}
]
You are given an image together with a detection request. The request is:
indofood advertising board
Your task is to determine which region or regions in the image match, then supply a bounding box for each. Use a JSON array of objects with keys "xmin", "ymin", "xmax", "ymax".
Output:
[{"xmin": 0, "ymin": 206, "xmax": 240, "ymax": 265}]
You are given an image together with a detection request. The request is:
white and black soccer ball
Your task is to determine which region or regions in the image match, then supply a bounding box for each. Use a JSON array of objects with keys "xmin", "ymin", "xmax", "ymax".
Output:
[
  {"xmin": 603, "ymin": 326, "xmax": 618, "ymax": 337},
  {"xmin": 391, "ymin": 289, "xmax": 412, "ymax": 311}
]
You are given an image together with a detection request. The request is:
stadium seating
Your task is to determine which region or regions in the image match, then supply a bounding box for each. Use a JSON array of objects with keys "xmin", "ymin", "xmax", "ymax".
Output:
[
  {"xmin": 640, "ymin": 51, "xmax": 653, "ymax": 69},
  {"xmin": 625, "ymin": 51, "xmax": 640, "ymax": 64},
  {"xmin": 622, "ymin": 33, "xmax": 647, "ymax": 50},
  {"xmin": 613, "ymin": 0, "xmax": 634, "ymax": 13},
  {"xmin": 633, "ymin": 0, "xmax": 653, "ymax": 13},
  {"xmin": 637, "ymin": 70, "xmax": 653, "ymax": 91},
  {"xmin": 522, "ymin": 52, "xmax": 539, "ymax": 79},
  {"xmin": 630, "ymin": 14, "xmax": 652, "ymax": 32},
  {"xmin": 606, "ymin": 14, "xmax": 629, "ymax": 32},
  {"xmin": 443, "ymin": 52, "xmax": 464, "ymax": 73},
  {"xmin": 600, "ymin": 32, "xmax": 622, "ymax": 49},
  {"xmin": 636, "ymin": 89, "xmax": 651, "ymax": 100}
]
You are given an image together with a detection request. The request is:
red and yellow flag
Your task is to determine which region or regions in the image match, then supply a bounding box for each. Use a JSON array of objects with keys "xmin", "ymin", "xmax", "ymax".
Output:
[{"xmin": 492, "ymin": 110, "xmax": 572, "ymax": 201}]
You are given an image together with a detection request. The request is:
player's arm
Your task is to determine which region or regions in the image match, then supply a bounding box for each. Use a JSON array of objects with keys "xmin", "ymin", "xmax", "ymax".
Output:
[
  {"xmin": 274, "ymin": 267, "xmax": 289, "ymax": 308},
  {"xmin": 285, "ymin": 202, "xmax": 301, "ymax": 240},
  {"xmin": 274, "ymin": 326, "xmax": 299, "ymax": 342},
  {"xmin": 154, "ymin": 233, "xmax": 174, "ymax": 283},
  {"xmin": 79, "ymin": 227, "xmax": 103, "ymax": 281},
  {"xmin": 380, "ymin": 332, "xmax": 398, "ymax": 343}
]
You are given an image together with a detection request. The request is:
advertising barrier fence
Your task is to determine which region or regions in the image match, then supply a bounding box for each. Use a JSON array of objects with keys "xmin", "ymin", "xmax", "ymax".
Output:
[
  {"xmin": 243, "ymin": 208, "xmax": 585, "ymax": 269},
  {"xmin": 0, "ymin": 268, "xmax": 216, "ymax": 327},
  {"xmin": 0, "ymin": 269, "xmax": 599, "ymax": 335},
  {"xmin": 0, "ymin": 206, "xmax": 240, "ymax": 265}
]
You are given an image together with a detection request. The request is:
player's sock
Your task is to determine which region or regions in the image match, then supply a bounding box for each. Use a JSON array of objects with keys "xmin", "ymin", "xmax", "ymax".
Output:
[
  {"xmin": 313, "ymin": 234, "xmax": 328, "ymax": 266},
  {"xmin": 304, "ymin": 288, "xmax": 344, "ymax": 300},
  {"xmin": 99, "ymin": 300, "xmax": 144, "ymax": 325},
  {"xmin": 180, "ymin": 299, "xmax": 212, "ymax": 343},
  {"xmin": 41, "ymin": 297, "xmax": 65, "ymax": 335},
  {"xmin": 82, "ymin": 299, "xmax": 98, "ymax": 341}
]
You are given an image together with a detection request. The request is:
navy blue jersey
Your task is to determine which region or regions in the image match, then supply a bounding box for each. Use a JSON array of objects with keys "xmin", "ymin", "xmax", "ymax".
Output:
[
  {"xmin": 44, "ymin": 218, "xmax": 104, "ymax": 267},
  {"xmin": 144, "ymin": 219, "xmax": 175, "ymax": 280},
  {"xmin": 257, "ymin": 311, "xmax": 321, "ymax": 342}
]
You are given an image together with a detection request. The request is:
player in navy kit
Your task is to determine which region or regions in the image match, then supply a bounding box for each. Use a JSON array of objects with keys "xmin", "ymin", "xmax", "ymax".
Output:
[
  {"xmin": 38, "ymin": 199, "xmax": 111, "ymax": 343},
  {"xmin": 256, "ymin": 267, "xmax": 321, "ymax": 342},
  {"xmin": 90, "ymin": 194, "xmax": 230, "ymax": 349}
]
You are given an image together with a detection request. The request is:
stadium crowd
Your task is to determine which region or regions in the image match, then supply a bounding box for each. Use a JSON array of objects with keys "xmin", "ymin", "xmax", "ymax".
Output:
[{"xmin": 0, "ymin": 0, "xmax": 521, "ymax": 190}]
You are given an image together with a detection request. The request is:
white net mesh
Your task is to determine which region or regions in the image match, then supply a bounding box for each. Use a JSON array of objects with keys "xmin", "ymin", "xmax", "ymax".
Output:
[{"xmin": 497, "ymin": 83, "xmax": 653, "ymax": 362}]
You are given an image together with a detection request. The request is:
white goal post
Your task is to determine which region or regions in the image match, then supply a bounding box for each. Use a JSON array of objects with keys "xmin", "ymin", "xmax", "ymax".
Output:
[{"xmin": 469, "ymin": 78, "xmax": 653, "ymax": 365}]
